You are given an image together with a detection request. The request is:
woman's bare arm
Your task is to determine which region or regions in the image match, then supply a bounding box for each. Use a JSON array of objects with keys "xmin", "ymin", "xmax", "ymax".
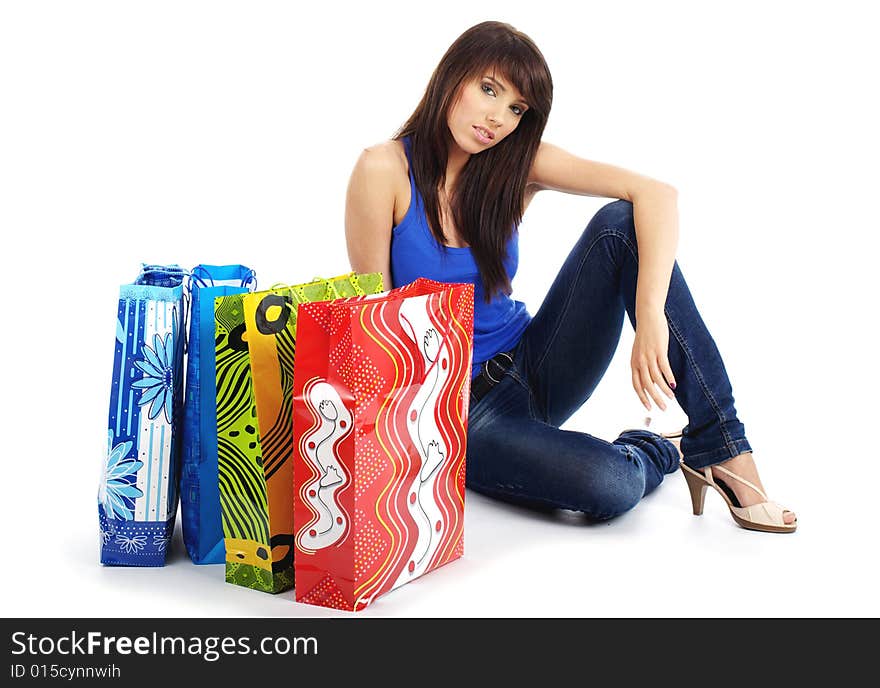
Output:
[
  {"xmin": 528, "ymin": 140, "xmax": 679, "ymax": 351},
  {"xmin": 527, "ymin": 141, "xmax": 674, "ymax": 200},
  {"xmin": 344, "ymin": 145, "xmax": 398, "ymax": 289}
]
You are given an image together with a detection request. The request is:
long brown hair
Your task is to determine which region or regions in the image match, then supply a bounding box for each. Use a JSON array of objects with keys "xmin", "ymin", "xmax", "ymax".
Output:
[{"xmin": 394, "ymin": 21, "xmax": 553, "ymax": 302}]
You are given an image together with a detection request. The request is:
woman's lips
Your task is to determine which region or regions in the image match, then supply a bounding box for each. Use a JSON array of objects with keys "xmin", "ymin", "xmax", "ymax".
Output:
[{"xmin": 473, "ymin": 126, "xmax": 493, "ymax": 143}]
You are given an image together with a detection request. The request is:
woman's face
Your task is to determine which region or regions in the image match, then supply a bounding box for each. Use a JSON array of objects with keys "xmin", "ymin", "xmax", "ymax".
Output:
[{"xmin": 446, "ymin": 70, "xmax": 529, "ymax": 155}]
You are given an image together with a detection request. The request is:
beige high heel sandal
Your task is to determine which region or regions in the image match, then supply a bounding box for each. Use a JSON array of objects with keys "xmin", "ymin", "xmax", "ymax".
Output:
[
  {"xmin": 661, "ymin": 431, "xmax": 797, "ymax": 533},
  {"xmin": 680, "ymin": 460, "xmax": 797, "ymax": 534}
]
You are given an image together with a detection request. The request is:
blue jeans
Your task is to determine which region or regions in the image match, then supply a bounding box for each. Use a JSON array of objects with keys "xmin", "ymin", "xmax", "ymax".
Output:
[{"xmin": 466, "ymin": 200, "xmax": 753, "ymax": 520}]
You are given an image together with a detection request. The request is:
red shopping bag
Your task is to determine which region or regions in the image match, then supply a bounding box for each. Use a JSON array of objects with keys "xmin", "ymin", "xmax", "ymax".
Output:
[{"xmin": 292, "ymin": 278, "xmax": 475, "ymax": 611}]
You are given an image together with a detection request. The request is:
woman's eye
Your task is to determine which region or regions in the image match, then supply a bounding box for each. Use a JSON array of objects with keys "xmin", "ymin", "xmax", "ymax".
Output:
[{"xmin": 482, "ymin": 82, "xmax": 524, "ymax": 116}]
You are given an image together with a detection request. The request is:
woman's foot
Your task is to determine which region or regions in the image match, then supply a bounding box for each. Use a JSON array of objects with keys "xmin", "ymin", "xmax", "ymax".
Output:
[
  {"xmin": 710, "ymin": 452, "xmax": 796, "ymax": 526},
  {"xmin": 666, "ymin": 436, "xmax": 796, "ymax": 526}
]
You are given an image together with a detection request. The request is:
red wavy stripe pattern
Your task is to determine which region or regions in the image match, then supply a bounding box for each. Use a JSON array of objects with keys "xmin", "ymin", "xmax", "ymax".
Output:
[{"xmin": 293, "ymin": 279, "xmax": 474, "ymax": 611}]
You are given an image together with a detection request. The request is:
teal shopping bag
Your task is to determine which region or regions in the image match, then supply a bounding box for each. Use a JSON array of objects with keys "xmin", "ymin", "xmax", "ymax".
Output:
[{"xmin": 180, "ymin": 264, "xmax": 257, "ymax": 564}]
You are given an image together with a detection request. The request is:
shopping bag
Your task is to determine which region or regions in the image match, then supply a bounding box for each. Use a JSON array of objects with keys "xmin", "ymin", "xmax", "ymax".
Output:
[
  {"xmin": 180, "ymin": 265, "xmax": 257, "ymax": 564},
  {"xmin": 99, "ymin": 264, "xmax": 187, "ymax": 566},
  {"xmin": 215, "ymin": 272, "xmax": 384, "ymax": 593},
  {"xmin": 292, "ymin": 277, "xmax": 474, "ymax": 610}
]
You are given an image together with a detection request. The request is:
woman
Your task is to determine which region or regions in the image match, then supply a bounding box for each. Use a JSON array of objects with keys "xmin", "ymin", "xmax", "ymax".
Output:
[{"xmin": 344, "ymin": 20, "xmax": 796, "ymax": 532}]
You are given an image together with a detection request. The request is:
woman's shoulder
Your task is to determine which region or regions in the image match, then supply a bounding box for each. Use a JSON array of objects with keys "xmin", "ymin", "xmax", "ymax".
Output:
[
  {"xmin": 354, "ymin": 140, "xmax": 412, "ymax": 228},
  {"xmin": 357, "ymin": 139, "xmax": 409, "ymax": 179}
]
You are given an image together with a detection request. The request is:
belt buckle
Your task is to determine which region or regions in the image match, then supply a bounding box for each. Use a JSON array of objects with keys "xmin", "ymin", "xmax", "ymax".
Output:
[{"xmin": 484, "ymin": 350, "xmax": 514, "ymax": 384}]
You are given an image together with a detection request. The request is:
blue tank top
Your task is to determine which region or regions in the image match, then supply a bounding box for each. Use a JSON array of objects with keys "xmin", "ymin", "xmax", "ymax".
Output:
[{"xmin": 390, "ymin": 136, "xmax": 531, "ymax": 379}]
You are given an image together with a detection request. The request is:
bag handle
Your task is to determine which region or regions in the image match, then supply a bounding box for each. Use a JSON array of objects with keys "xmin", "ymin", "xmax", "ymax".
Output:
[
  {"xmin": 262, "ymin": 272, "xmax": 372, "ymax": 304},
  {"xmin": 191, "ymin": 265, "xmax": 257, "ymax": 290},
  {"xmin": 181, "ymin": 272, "xmax": 192, "ymax": 355},
  {"xmin": 242, "ymin": 268, "xmax": 258, "ymax": 291},
  {"xmin": 190, "ymin": 265, "xmax": 211, "ymax": 288}
]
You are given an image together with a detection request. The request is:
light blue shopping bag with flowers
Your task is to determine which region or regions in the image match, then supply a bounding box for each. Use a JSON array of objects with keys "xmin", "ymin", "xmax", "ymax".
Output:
[{"xmin": 99, "ymin": 264, "xmax": 187, "ymax": 566}]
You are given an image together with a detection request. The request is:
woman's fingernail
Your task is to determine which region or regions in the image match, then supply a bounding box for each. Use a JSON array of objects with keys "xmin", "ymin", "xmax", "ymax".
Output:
[{"xmin": 670, "ymin": 382, "xmax": 676, "ymax": 389}]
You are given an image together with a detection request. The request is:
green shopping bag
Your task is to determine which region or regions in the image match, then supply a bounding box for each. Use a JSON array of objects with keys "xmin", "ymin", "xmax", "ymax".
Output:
[{"xmin": 214, "ymin": 272, "xmax": 384, "ymax": 592}]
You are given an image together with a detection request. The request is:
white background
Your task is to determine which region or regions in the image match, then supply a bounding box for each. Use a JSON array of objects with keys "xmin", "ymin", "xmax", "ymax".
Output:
[{"xmin": 1, "ymin": 0, "xmax": 877, "ymax": 617}]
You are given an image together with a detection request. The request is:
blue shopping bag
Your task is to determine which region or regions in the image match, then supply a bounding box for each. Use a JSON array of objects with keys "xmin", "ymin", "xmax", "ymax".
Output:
[
  {"xmin": 99, "ymin": 264, "xmax": 187, "ymax": 566},
  {"xmin": 181, "ymin": 265, "xmax": 257, "ymax": 564}
]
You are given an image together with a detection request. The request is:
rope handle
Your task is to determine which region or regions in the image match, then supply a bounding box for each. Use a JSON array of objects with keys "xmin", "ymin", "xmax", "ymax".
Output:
[
  {"xmin": 243, "ymin": 268, "xmax": 258, "ymax": 291},
  {"xmin": 190, "ymin": 265, "xmax": 257, "ymax": 291},
  {"xmin": 259, "ymin": 272, "xmax": 371, "ymax": 304},
  {"xmin": 190, "ymin": 265, "xmax": 211, "ymax": 289}
]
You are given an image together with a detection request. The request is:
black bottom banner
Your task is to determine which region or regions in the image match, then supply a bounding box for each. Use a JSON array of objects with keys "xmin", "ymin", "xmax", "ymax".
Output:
[{"xmin": 1, "ymin": 618, "xmax": 872, "ymax": 683}]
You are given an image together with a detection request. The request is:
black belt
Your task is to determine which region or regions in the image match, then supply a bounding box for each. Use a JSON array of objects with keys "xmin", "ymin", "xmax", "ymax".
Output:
[{"xmin": 471, "ymin": 349, "xmax": 516, "ymax": 402}]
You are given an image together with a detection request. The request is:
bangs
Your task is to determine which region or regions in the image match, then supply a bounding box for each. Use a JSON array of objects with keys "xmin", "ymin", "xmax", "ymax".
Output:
[{"xmin": 466, "ymin": 45, "xmax": 551, "ymax": 116}]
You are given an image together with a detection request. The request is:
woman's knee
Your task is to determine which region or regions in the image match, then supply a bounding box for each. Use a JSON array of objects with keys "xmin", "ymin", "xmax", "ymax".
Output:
[
  {"xmin": 570, "ymin": 460, "xmax": 644, "ymax": 520},
  {"xmin": 465, "ymin": 464, "xmax": 643, "ymax": 520},
  {"xmin": 587, "ymin": 199, "xmax": 635, "ymax": 238},
  {"xmin": 574, "ymin": 199, "xmax": 638, "ymax": 268},
  {"xmin": 584, "ymin": 484, "xmax": 643, "ymax": 521}
]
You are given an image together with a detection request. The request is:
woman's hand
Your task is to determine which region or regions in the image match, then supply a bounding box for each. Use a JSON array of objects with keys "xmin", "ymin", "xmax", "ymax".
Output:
[{"xmin": 631, "ymin": 309, "xmax": 676, "ymax": 412}]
